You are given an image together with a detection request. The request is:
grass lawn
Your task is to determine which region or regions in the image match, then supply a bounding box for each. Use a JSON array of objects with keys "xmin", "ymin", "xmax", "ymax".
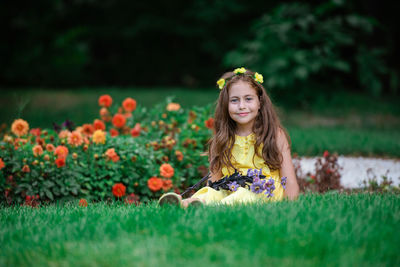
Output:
[{"xmin": 1, "ymin": 193, "xmax": 399, "ymax": 266}]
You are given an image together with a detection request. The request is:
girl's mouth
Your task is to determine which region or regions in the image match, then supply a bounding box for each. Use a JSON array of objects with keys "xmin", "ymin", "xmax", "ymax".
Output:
[{"xmin": 238, "ymin": 112, "xmax": 249, "ymax": 117}]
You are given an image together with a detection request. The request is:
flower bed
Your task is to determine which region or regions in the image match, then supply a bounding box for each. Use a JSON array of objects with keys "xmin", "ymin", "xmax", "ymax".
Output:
[{"xmin": 0, "ymin": 95, "xmax": 214, "ymax": 205}]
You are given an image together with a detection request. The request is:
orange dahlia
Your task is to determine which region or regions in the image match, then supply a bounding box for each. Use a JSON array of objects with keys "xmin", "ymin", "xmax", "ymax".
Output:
[
  {"xmin": 175, "ymin": 150, "xmax": 183, "ymax": 161},
  {"xmin": 112, "ymin": 183, "xmax": 126, "ymax": 197},
  {"xmin": 98, "ymin": 94, "xmax": 113, "ymax": 108},
  {"xmin": 122, "ymin": 97, "xmax": 137, "ymax": 112},
  {"xmin": 130, "ymin": 123, "xmax": 141, "ymax": 137},
  {"xmin": 166, "ymin": 103, "xmax": 181, "ymax": 111},
  {"xmin": 54, "ymin": 145, "xmax": 69, "ymax": 158},
  {"xmin": 79, "ymin": 198, "xmax": 88, "ymax": 207},
  {"xmin": 160, "ymin": 163, "xmax": 174, "ymax": 178},
  {"xmin": 11, "ymin": 119, "xmax": 29, "ymax": 137},
  {"xmin": 110, "ymin": 128, "xmax": 119, "ymax": 137},
  {"xmin": 68, "ymin": 131, "xmax": 83, "ymax": 147},
  {"xmin": 92, "ymin": 130, "xmax": 106, "ymax": 144},
  {"xmin": 32, "ymin": 145, "xmax": 44, "ymax": 157},
  {"xmin": 147, "ymin": 177, "xmax": 163, "ymax": 192},
  {"xmin": 162, "ymin": 179, "xmax": 173, "ymax": 191},
  {"xmin": 46, "ymin": 144, "xmax": 55, "ymax": 152},
  {"xmin": 105, "ymin": 148, "xmax": 120, "ymax": 162},
  {"xmin": 100, "ymin": 107, "xmax": 109, "ymax": 117},
  {"xmin": 205, "ymin": 118, "xmax": 214, "ymax": 129},
  {"xmin": 55, "ymin": 157, "xmax": 66, "ymax": 168},
  {"xmin": 0, "ymin": 158, "xmax": 5, "ymax": 170},
  {"xmin": 81, "ymin": 124, "xmax": 95, "ymax": 136},
  {"xmin": 30, "ymin": 128, "xmax": 41, "ymax": 137},
  {"xmin": 22, "ymin": 164, "xmax": 30, "ymax": 173},
  {"xmin": 58, "ymin": 130, "xmax": 70, "ymax": 139},
  {"xmin": 112, "ymin": 114, "xmax": 126, "ymax": 128},
  {"xmin": 93, "ymin": 119, "xmax": 106, "ymax": 131}
]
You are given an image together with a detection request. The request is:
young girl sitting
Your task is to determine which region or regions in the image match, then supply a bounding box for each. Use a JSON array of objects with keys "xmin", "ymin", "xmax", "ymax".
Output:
[{"xmin": 159, "ymin": 67, "xmax": 299, "ymax": 207}]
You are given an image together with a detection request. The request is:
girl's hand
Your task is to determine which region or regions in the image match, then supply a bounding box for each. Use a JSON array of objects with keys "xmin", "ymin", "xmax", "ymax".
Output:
[{"xmin": 277, "ymin": 128, "xmax": 300, "ymax": 200}]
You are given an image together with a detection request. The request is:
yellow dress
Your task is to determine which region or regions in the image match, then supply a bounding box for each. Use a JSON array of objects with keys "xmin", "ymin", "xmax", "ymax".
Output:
[{"xmin": 191, "ymin": 133, "xmax": 285, "ymax": 205}]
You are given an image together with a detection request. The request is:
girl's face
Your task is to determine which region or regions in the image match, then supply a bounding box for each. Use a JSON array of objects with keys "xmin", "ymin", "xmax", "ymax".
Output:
[{"xmin": 228, "ymin": 80, "xmax": 260, "ymax": 132}]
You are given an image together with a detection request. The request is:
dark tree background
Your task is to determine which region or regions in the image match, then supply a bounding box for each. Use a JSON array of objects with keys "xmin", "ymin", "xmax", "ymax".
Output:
[{"xmin": 1, "ymin": 0, "xmax": 398, "ymax": 95}]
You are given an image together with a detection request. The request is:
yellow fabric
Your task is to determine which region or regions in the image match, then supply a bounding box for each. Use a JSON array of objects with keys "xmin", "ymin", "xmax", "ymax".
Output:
[{"xmin": 191, "ymin": 133, "xmax": 284, "ymax": 205}]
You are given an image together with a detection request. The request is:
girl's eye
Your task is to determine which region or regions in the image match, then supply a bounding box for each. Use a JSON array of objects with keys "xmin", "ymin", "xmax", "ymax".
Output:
[
  {"xmin": 230, "ymin": 99, "xmax": 238, "ymax": 103},
  {"xmin": 246, "ymin": 98, "xmax": 253, "ymax": 101}
]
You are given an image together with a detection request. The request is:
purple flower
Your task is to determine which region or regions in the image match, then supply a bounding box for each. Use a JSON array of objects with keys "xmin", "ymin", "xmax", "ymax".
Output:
[
  {"xmin": 264, "ymin": 187, "xmax": 274, "ymax": 198},
  {"xmin": 263, "ymin": 178, "xmax": 276, "ymax": 197},
  {"xmin": 250, "ymin": 180, "xmax": 265, "ymax": 194},
  {"xmin": 62, "ymin": 120, "xmax": 75, "ymax": 131},
  {"xmin": 281, "ymin": 176, "xmax": 287, "ymax": 190},
  {"xmin": 227, "ymin": 181, "xmax": 239, "ymax": 192},
  {"xmin": 247, "ymin": 168, "xmax": 256, "ymax": 177},
  {"xmin": 53, "ymin": 122, "xmax": 61, "ymax": 133}
]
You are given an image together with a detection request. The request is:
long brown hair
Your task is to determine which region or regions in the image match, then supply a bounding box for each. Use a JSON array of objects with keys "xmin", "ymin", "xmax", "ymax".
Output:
[{"xmin": 208, "ymin": 70, "xmax": 290, "ymax": 175}]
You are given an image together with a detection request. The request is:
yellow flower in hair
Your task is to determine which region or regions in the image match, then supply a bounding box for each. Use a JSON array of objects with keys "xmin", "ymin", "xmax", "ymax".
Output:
[
  {"xmin": 254, "ymin": 72, "xmax": 264, "ymax": 83},
  {"xmin": 217, "ymin": 78, "xmax": 225, "ymax": 90},
  {"xmin": 233, "ymin": 67, "xmax": 246, "ymax": 74}
]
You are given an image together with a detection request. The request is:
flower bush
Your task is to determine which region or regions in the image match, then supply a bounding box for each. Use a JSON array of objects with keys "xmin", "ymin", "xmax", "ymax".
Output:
[
  {"xmin": 0, "ymin": 96, "xmax": 214, "ymax": 205},
  {"xmin": 294, "ymin": 151, "xmax": 343, "ymax": 193}
]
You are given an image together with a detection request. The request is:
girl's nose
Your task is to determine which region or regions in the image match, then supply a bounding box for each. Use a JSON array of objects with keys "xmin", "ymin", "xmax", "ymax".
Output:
[{"xmin": 239, "ymin": 99, "xmax": 245, "ymax": 109}]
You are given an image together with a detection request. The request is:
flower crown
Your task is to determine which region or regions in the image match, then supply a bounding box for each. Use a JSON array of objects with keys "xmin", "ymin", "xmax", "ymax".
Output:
[{"xmin": 216, "ymin": 67, "xmax": 264, "ymax": 90}]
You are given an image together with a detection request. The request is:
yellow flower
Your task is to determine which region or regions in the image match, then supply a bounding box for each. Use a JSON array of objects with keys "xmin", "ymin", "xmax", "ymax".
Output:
[
  {"xmin": 217, "ymin": 78, "xmax": 225, "ymax": 90},
  {"xmin": 92, "ymin": 130, "xmax": 106, "ymax": 144},
  {"xmin": 254, "ymin": 72, "xmax": 264, "ymax": 83},
  {"xmin": 233, "ymin": 67, "xmax": 246, "ymax": 74}
]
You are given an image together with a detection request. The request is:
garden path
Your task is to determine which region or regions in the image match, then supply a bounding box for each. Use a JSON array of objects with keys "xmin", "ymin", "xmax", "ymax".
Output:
[{"xmin": 298, "ymin": 156, "xmax": 400, "ymax": 188}]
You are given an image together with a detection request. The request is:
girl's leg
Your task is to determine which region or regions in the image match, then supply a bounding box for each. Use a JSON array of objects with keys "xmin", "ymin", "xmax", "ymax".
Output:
[
  {"xmin": 158, "ymin": 192, "xmax": 182, "ymax": 206},
  {"xmin": 182, "ymin": 198, "xmax": 205, "ymax": 208}
]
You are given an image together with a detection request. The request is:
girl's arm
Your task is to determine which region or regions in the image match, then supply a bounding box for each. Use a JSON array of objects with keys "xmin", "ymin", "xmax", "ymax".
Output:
[{"xmin": 277, "ymin": 129, "xmax": 300, "ymax": 200}]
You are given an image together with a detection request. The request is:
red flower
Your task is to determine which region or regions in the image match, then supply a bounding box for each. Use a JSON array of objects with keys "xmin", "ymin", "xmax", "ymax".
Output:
[
  {"xmin": 122, "ymin": 97, "xmax": 137, "ymax": 112},
  {"xmin": 160, "ymin": 163, "xmax": 174, "ymax": 178},
  {"xmin": 112, "ymin": 183, "xmax": 126, "ymax": 197},
  {"xmin": 55, "ymin": 157, "xmax": 66, "ymax": 168},
  {"xmin": 22, "ymin": 164, "xmax": 30, "ymax": 173},
  {"xmin": 130, "ymin": 123, "xmax": 141, "ymax": 137},
  {"xmin": 0, "ymin": 158, "xmax": 5, "ymax": 170},
  {"xmin": 93, "ymin": 119, "xmax": 106, "ymax": 131},
  {"xmin": 323, "ymin": 150, "xmax": 329, "ymax": 158},
  {"xmin": 125, "ymin": 193, "xmax": 140, "ymax": 205},
  {"xmin": 162, "ymin": 179, "xmax": 173, "ymax": 191},
  {"xmin": 112, "ymin": 114, "xmax": 126, "ymax": 128},
  {"xmin": 147, "ymin": 177, "xmax": 163, "ymax": 192},
  {"xmin": 30, "ymin": 128, "xmax": 41, "ymax": 136},
  {"xmin": 175, "ymin": 150, "xmax": 183, "ymax": 161},
  {"xmin": 82, "ymin": 124, "xmax": 95, "ymax": 136},
  {"xmin": 98, "ymin": 94, "xmax": 113, "ymax": 108},
  {"xmin": 110, "ymin": 128, "xmax": 119, "ymax": 137},
  {"xmin": 205, "ymin": 118, "xmax": 214, "ymax": 129},
  {"xmin": 79, "ymin": 199, "xmax": 88, "ymax": 207},
  {"xmin": 54, "ymin": 145, "xmax": 69, "ymax": 158},
  {"xmin": 105, "ymin": 148, "xmax": 120, "ymax": 162}
]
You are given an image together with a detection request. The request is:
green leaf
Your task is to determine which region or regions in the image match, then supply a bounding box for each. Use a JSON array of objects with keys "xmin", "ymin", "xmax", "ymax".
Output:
[{"xmin": 45, "ymin": 189, "xmax": 54, "ymax": 200}]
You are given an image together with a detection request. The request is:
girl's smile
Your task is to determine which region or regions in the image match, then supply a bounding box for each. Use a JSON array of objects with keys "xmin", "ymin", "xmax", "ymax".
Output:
[{"xmin": 228, "ymin": 80, "xmax": 260, "ymax": 134}]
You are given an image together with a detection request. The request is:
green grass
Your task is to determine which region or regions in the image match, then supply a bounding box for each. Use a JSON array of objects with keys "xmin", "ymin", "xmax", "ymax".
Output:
[
  {"xmin": 289, "ymin": 126, "xmax": 400, "ymax": 157},
  {"xmin": 1, "ymin": 193, "xmax": 400, "ymax": 266}
]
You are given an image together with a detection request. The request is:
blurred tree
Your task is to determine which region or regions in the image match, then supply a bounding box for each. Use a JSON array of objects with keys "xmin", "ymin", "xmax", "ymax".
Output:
[
  {"xmin": 223, "ymin": 1, "xmax": 398, "ymax": 100},
  {"xmin": 0, "ymin": 0, "xmax": 398, "ymax": 95}
]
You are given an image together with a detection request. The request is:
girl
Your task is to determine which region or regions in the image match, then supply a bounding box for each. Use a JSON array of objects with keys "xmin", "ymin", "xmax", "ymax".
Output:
[{"xmin": 159, "ymin": 67, "xmax": 299, "ymax": 207}]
